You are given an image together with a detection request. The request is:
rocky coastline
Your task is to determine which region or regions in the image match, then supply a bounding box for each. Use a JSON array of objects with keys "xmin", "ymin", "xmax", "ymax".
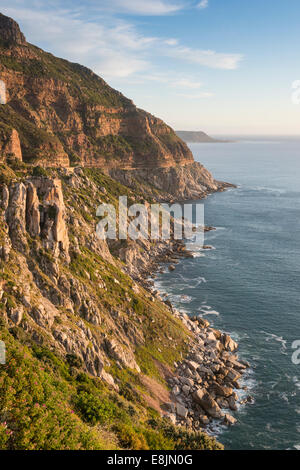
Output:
[{"xmin": 139, "ymin": 231, "xmax": 252, "ymax": 434}]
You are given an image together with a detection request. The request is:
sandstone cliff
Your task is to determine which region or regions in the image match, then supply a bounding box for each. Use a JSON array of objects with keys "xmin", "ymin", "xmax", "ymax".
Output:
[{"xmin": 0, "ymin": 13, "xmax": 229, "ymax": 199}]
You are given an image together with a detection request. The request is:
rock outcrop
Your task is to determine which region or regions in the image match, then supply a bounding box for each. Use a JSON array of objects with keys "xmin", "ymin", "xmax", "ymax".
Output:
[
  {"xmin": 111, "ymin": 161, "xmax": 231, "ymax": 200},
  {"xmin": 0, "ymin": 126, "xmax": 22, "ymax": 161},
  {"xmin": 3, "ymin": 177, "xmax": 70, "ymax": 260},
  {"xmin": 0, "ymin": 13, "xmax": 26, "ymax": 45}
]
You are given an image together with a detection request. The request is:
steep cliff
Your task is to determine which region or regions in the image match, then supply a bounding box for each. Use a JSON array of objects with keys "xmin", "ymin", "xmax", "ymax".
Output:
[
  {"xmin": 0, "ymin": 13, "xmax": 242, "ymax": 451},
  {"xmin": 0, "ymin": 164, "xmax": 233, "ymax": 450},
  {"xmin": 0, "ymin": 13, "xmax": 229, "ymax": 199}
]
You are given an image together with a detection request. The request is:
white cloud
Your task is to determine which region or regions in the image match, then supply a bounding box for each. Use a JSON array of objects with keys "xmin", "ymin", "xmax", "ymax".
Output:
[
  {"xmin": 164, "ymin": 38, "xmax": 178, "ymax": 46},
  {"xmin": 166, "ymin": 46, "xmax": 243, "ymax": 70},
  {"xmin": 0, "ymin": 6, "xmax": 154, "ymax": 78},
  {"xmin": 176, "ymin": 91, "xmax": 214, "ymax": 98},
  {"xmin": 107, "ymin": 0, "xmax": 185, "ymax": 15},
  {"xmin": 171, "ymin": 78, "xmax": 203, "ymax": 89},
  {"xmin": 133, "ymin": 72, "xmax": 203, "ymax": 89},
  {"xmin": 0, "ymin": 1, "xmax": 243, "ymax": 85},
  {"xmin": 197, "ymin": 0, "xmax": 208, "ymax": 9}
]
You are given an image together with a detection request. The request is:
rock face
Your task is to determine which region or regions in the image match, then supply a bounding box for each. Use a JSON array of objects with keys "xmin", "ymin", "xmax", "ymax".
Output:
[
  {"xmin": 0, "ymin": 13, "xmax": 26, "ymax": 45},
  {"xmin": 111, "ymin": 161, "xmax": 229, "ymax": 200},
  {"xmin": 0, "ymin": 126, "xmax": 22, "ymax": 161},
  {"xmin": 0, "ymin": 13, "xmax": 231, "ymax": 200},
  {"xmin": 3, "ymin": 177, "xmax": 70, "ymax": 260}
]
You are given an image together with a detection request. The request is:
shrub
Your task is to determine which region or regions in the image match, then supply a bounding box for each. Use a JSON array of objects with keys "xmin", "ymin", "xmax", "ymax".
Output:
[{"xmin": 75, "ymin": 391, "xmax": 119, "ymax": 426}]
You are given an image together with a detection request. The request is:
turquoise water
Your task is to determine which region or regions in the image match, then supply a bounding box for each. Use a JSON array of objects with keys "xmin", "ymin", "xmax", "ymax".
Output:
[{"xmin": 155, "ymin": 138, "xmax": 300, "ymax": 450}]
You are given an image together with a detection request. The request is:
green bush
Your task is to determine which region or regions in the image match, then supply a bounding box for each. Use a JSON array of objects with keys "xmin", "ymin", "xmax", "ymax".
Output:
[
  {"xmin": 32, "ymin": 166, "xmax": 48, "ymax": 178},
  {"xmin": 75, "ymin": 391, "xmax": 119, "ymax": 426}
]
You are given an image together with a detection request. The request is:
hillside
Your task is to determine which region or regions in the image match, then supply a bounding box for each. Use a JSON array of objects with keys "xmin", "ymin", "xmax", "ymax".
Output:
[
  {"xmin": 0, "ymin": 13, "xmax": 231, "ymax": 201},
  {"xmin": 0, "ymin": 13, "xmax": 244, "ymax": 451},
  {"xmin": 176, "ymin": 131, "xmax": 229, "ymax": 143}
]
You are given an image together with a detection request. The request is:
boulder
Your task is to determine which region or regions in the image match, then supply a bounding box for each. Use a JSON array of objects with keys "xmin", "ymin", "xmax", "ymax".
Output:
[
  {"xmin": 197, "ymin": 317, "xmax": 210, "ymax": 328},
  {"xmin": 224, "ymin": 414, "xmax": 237, "ymax": 426},
  {"xmin": 192, "ymin": 388, "xmax": 205, "ymax": 404},
  {"xmin": 8, "ymin": 306, "xmax": 23, "ymax": 325},
  {"xmin": 221, "ymin": 334, "xmax": 238, "ymax": 352},
  {"xmin": 226, "ymin": 368, "xmax": 242, "ymax": 382},
  {"xmin": 193, "ymin": 391, "xmax": 223, "ymax": 419},
  {"xmin": 176, "ymin": 403, "xmax": 188, "ymax": 419},
  {"xmin": 227, "ymin": 395, "xmax": 238, "ymax": 411},
  {"xmin": 182, "ymin": 385, "xmax": 190, "ymax": 395},
  {"xmin": 165, "ymin": 402, "xmax": 176, "ymax": 413},
  {"xmin": 166, "ymin": 413, "xmax": 176, "ymax": 425},
  {"xmin": 186, "ymin": 360, "xmax": 200, "ymax": 371},
  {"xmin": 211, "ymin": 382, "xmax": 233, "ymax": 398}
]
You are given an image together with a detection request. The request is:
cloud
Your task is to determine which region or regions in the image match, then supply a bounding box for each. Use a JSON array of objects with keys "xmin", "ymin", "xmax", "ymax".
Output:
[
  {"xmin": 0, "ymin": 1, "xmax": 243, "ymax": 82},
  {"xmin": 197, "ymin": 0, "xmax": 208, "ymax": 8},
  {"xmin": 0, "ymin": 6, "xmax": 154, "ymax": 78},
  {"xmin": 164, "ymin": 38, "xmax": 179, "ymax": 46},
  {"xmin": 171, "ymin": 78, "xmax": 203, "ymax": 89},
  {"xmin": 134, "ymin": 72, "xmax": 203, "ymax": 89},
  {"xmin": 166, "ymin": 46, "xmax": 243, "ymax": 70},
  {"xmin": 106, "ymin": 0, "xmax": 185, "ymax": 15},
  {"xmin": 176, "ymin": 91, "xmax": 214, "ymax": 98}
]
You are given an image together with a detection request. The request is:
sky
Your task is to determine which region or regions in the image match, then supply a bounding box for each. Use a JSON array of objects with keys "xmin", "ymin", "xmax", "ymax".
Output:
[{"xmin": 1, "ymin": 0, "xmax": 300, "ymax": 135}]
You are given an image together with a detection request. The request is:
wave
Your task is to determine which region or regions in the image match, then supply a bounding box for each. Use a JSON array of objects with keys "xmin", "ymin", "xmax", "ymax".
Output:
[
  {"xmin": 164, "ymin": 293, "xmax": 194, "ymax": 304},
  {"xmin": 178, "ymin": 274, "xmax": 207, "ymax": 288},
  {"xmin": 239, "ymin": 185, "xmax": 288, "ymax": 196},
  {"xmin": 260, "ymin": 330, "xmax": 288, "ymax": 355},
  {"xmin": 191, "ymin": 252, "xmax": 206, "ymax": 258},
  {"xmin": 198, "ymin": 304, "xmax": 220, "ymax": 316}
]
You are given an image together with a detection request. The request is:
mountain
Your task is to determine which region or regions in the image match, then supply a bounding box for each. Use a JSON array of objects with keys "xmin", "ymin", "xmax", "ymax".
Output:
[
  {"xmin": 176, "ymin": 131, "xmax": 230, "ymax": 143},
  {"xmin": 0, "ymin": 14, "xmax": 242, "ymax": 451},
  {"xmin": 0, "ymin": 13, "xmax": 231, "ymax": 201}
]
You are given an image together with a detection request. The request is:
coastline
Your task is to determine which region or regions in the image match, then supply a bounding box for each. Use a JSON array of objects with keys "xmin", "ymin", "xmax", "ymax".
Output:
[{"xmin": 138, "ymin": 226, "xmax": 252, "ymax": 435}]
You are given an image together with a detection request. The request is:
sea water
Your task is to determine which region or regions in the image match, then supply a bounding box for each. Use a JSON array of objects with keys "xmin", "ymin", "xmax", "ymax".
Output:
[{"xmin": 155, "ymin": 137, "xmax": 300, "ymax": 450}]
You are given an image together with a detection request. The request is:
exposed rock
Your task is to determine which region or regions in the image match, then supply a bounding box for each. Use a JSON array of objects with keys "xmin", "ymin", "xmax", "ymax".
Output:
[
  {"xmin": 26, "ymin": 182, "xmax": 40, "ymax": 237},
  {"xmin": 0, "ymin": 13, "xmax": 26, "ymax": 45},
  {"xmin": 8, "ymin": 305, "xmax": 23, "ymax": 325},
  {"xmin": 176, "ymin": 403, "xmax": 188, "ymax": 419},
  {"xmin": 6, "ymin": 182, "xmax": 27, "ymax": 252},
  {"xmin": 197, "ymin": 317, "xmax": 210, "ymax": 328},
  {"xmin": 104, "ymin": 338, "xmax": 141, "ymax": 373},
  {"xmin": 166, "ymin": 413, "xmax": 177, "ymax": 425},
  {"xmin": 224, "ymin": 414, "xmax": 237, "ymax": 426},
  {"xmin": 195, "ymin": 392, "xmax": 224, "ymax": 419},
  {"xmin": 222, "ymin": 334, "xmax": 238, "ymax": 352},
  {"xmin": 211, "ymin": 382, "xmax": 233, "ymax": 398},
  {"xmin": 0, "ymin": 128, "xmax": 22, "ymax": 161},
  {"xmin": 101, "ymin": 370, "xmax": 119, "ymax": 392}
]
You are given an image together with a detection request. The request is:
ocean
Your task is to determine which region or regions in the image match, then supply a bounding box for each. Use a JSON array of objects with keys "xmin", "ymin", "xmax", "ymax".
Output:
[{"xmin": 154, "ymin": 137, "xmax": 300, "ymax": 450}]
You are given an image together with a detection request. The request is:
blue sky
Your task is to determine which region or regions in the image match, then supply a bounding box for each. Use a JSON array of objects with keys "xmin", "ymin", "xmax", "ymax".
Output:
[{"xmin": 1, "ymin": 0, "xmax": 299, "ymax": 135}]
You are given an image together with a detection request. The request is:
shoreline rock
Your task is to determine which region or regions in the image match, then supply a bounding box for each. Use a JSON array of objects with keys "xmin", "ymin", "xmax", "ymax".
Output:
[{"xmin": 140, "ymin": 234, "xmax": 251, "ymax": 433}]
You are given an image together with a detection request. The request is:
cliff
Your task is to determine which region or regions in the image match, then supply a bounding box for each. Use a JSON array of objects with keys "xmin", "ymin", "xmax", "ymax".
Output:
[
  {"xmin": 0, "ymin": 13, "xmax": 229, "ymax": 199},
  {"xmin": 0, "ymin": 164, "xmax": 247, "ymax": 450},
  {"xmin": 0, "ymin": 13, "xmax": 243, "ymax": 451}
]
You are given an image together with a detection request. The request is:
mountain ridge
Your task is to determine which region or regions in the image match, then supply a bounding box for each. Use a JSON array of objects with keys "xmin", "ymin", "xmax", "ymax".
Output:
[
  {"xmin": 176, "ymin": 130, "xmax": 230, "ymax": 143},
  {"xmin": 0, "ymin": 12, "xmax": 231, "ymax": 200}
]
